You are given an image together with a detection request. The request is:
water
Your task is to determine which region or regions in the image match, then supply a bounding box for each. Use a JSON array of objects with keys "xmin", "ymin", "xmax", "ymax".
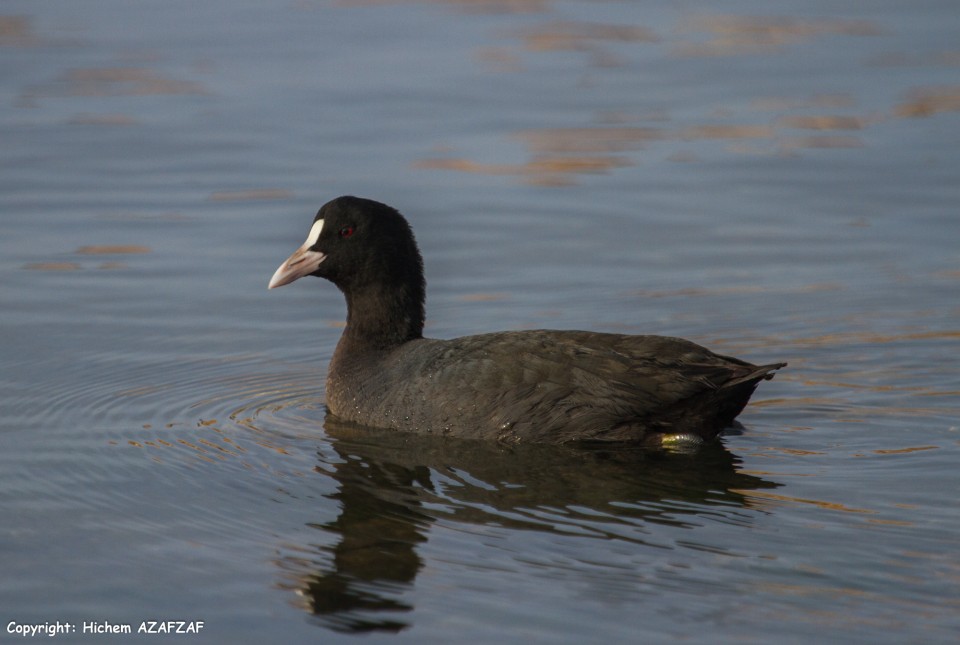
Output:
[{"xmin": 2, "ymin": 1, "xmax": 958, "ymax": 642}]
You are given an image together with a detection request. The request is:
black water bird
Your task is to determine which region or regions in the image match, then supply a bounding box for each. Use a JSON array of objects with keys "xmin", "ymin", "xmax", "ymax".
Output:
[{"xmin": 269, "ymin": 196, "xmax": 785, "ymax": 445}]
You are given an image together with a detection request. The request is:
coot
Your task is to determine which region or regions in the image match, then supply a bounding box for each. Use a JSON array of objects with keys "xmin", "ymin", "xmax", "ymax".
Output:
[{"xmin": 269, "ymin": 196, "xmax": 785, "ymax": 444}]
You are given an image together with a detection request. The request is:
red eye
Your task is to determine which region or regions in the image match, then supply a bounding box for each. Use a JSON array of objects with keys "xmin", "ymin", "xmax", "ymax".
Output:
[{"xmin": 339, "ymin": 226, "xmax": 355, "ymax": 238}]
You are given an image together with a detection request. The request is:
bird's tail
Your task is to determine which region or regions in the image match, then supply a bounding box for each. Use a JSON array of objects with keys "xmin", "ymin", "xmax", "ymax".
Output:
[{"xmin": 724, "ymin": 362, "xmax": 787, "ymax": 389}]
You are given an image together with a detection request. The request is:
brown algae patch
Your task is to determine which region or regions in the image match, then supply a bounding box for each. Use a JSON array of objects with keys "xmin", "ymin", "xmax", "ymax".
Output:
[
  {"xmin": 76, "ymin": 245, "xmax": 151, "ymax": 255},
  {"xmin": 514, "ymin": 126, "xmax": 664, "ymax": 153},
  {"xmin": 417, "ymin": 125, "xmax": 662, "ymax": 184},
  {"xmin": 0, "ymin": 15, "xmax": 40, "ymax": 46},
  {"xmin": 335, "ymin": 0, "xmax": 550, "ymax": 14},
  {"xmin": 54, "ymin": 67, "xmax": 208, "ymax": 97},
  {"xmin": 751, "ymin": 94, "xmax": 857, "ymax": 111},
  {"xmin": 895, "ymin": 86, "xmax": 960, "ymax": 117},
  {"xmin": 208, "ymin": 189, "xmax": 293, "ymax": 202},
  {"xmin": 415, "ymin": 155, "xmax": 631, "ymax": 185},
  {"xmin": 23, "ymin": 262, "xmax": 83, "ymax": 271},
  {"xmin": 515, "ymin": 21, "xmax": 659, "ymax": 52},
  {"xmin": 775, "ymin": 115, "xmax": 869, "ymax": 130},
  {"xmin": 67, "ymin": 113, "xmax": 138, "ymax": 126},
  {"xmin": 682, "ymin": 124, "xmax": 774, "ymax": 140},
  {"xmin": 779, "ymin": 135, "xmax": 864, "ymax": 151},
  {"xmin": 674, "ymin": 15, "xmax": 882, "ymax": 57}
]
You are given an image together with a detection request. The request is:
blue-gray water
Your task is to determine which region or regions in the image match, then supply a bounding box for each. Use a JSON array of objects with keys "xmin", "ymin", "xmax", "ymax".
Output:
[{"xmin": 2, "ymin": 1, "xmax": 959, "ymax": 643}]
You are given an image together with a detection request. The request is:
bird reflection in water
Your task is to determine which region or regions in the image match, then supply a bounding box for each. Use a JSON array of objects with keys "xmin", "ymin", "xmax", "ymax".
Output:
[{"xmin": 276, "ymin": 416, "xmax": 779, "ymax": 633}]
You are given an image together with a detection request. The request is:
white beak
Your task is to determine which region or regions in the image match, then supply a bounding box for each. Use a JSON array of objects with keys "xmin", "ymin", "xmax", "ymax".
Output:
[{"xmin": 268, "ymin": 219, "xmax": 326, "ymax": 289}]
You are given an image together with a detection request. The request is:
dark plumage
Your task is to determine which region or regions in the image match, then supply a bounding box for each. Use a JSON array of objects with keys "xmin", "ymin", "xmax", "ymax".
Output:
[{"xmin": 269, "ymin": 196, "xmax": 785, "ymax": 445}]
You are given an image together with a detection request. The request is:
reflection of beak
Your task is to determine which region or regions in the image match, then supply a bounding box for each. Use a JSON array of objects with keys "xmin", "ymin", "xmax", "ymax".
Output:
[{"xmin": 268, "ymin": 245, "xmax": 326, "ymax": 289}]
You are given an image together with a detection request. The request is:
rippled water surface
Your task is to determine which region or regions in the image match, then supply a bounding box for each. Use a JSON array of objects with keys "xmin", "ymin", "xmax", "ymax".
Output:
[{"xmin": 2, "ymin": 1, "xmax": 959, "ymax": 642}]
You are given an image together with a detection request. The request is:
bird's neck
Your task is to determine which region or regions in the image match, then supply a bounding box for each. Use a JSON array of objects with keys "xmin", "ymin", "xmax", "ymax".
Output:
[{"xmin": 338, "ymin": 281, "xmax": 425, "ymax": 354}]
